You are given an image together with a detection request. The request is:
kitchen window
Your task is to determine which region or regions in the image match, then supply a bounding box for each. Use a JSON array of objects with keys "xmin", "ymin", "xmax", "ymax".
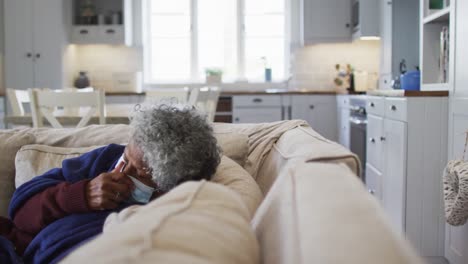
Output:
[{"xmin": 143, "ymin": 0, "xmax": 289, "ymax": 83}]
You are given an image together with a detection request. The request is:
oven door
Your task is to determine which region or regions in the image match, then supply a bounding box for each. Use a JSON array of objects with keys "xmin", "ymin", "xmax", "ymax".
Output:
[{"xmin": 349, "ymin": 117, "xmax": 367, "ymax": 180}]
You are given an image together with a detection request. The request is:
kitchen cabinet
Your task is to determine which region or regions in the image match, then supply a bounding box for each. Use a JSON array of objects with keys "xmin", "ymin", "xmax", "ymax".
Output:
[
  {"xmin": 301, "ymin": 0, "xmax": 351, "ymax": 44},
  {"xmin": 291, "ymin": 95, "xmax": 338, "ymax": 141},
  {"xmin": 366, "ymin": 96, "xmax": 448, "ymax": 263},
  {"xmin": 232, "ymin": 95, "xmax": 287, "ymax": 124},
  {"xmin": 445, "ymin": 0, "xmax": 468, "ymax": 262},
  {"xmin": 351, "ymin": 0, "xmax": 379, "ymax": 40},
  {"xmin": 336, "ymin": 95, "xmax": 350, "ymax": 148},
  {"xmin": 379, "ymin": 0, "xmax": 419, "ymax": 88},
  {"xmin": 4, "ymin": 0, "xmax": 68, "ymax": 93},
  {"xmin": 71, "ymin": 0, "xmax": 133, "ymax": 45}
]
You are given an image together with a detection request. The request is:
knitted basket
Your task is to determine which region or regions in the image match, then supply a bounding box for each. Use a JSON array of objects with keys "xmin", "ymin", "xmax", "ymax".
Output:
[{"xmin": 443, "ymin": 159, "xmax": 468, "ymax": 226}]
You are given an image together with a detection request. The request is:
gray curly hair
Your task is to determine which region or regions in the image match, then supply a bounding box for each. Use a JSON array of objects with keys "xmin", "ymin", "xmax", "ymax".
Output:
[{"xmin": 129, "ymin": 103, "xmax": 221, "ymax": 192}]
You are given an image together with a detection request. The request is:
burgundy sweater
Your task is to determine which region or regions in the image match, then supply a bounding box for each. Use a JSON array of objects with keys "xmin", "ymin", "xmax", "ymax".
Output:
[{"xmin": 0, "ymin": 180, "xmax": 90, "ymax": 255}]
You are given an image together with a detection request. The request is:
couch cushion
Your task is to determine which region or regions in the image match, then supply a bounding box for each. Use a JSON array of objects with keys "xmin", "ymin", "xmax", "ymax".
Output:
[
  {"xmin": 31, "ymin": 124, "xmax": 249, "ymax": 167},
  {"xmin": 252, "ymin": 162, "xmax": 423, "ymax": 264},
  {"xmin": 61, "ymin": 181, "xmax": 259, "ymax": 264},
  {"xmin": 0, "ymin": 130, "xmax": 35, "ymax": 216},
  {"xmin": 212, "ymin": 156, "xmax": 263, "ymax": 218},
  {"xmin": 15, "ymin": 145, "xmax": 102, "ymax": 188}
]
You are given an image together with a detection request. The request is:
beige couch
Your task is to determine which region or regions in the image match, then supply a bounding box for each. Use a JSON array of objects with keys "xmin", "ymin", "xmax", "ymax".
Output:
[{"xmin": 0, "ymin": 121, "xmax": 423, "ymax": 263}]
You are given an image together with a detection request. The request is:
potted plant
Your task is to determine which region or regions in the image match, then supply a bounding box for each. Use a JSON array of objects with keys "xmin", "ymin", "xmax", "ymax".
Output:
[{"xmin": 205, "ymin": 68, "xmax": 223, "ymax": 84}]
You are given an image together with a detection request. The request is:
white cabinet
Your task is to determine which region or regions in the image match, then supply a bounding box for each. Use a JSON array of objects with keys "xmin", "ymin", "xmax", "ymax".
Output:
[
  {"xmin": 232, "ymin": 95, "xmax": 286, "ymax": 124},
  {"xmin": 351, "ymin": 0, "xmax": 379, "ymax": 40},
  {"xmin": 366, "ymin": 96, "xmax": 448, "ymax": 262},
  {"xmin": 71, "ymin": 0, "xmax": 133, "ymax": 45},
  {"xmin": 336, "ymin": 95, "xmax": 350, "ymax": 148},
  {"xmin": 379, "ymin": 0, "xmax": 419, "ymax": 88},
  {"xmin": 4, "ymin": 0, "xmax": 67, "ymax": 91},
  {"xmin": 301, "ymin": 0, "xmax": 351, "ymax": 44},
  {"xmin": 291, "ymin": 95, "xmax": 338, "ymax": 141}
]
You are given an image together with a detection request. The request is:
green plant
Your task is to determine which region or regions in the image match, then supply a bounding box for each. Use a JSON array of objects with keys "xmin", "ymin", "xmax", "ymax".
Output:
[{"xmin": 205, "ymin": 68, "xmax": 223, "ymax": 76}]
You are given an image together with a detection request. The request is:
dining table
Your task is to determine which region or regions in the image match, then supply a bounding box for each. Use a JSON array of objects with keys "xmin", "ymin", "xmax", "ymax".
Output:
[{"xmin": 4, "ymin": 104, "xmax": 137, "ymax": 127}]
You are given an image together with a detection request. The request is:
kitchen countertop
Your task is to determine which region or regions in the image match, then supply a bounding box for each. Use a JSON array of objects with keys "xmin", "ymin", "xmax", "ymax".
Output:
[
  {"xmin": 105, "ymin": 89, "xmax": 337, "ymax": 96},
  {"xmin": 367, "ymin": 90, "xmax": 449, "ymax": 97}
]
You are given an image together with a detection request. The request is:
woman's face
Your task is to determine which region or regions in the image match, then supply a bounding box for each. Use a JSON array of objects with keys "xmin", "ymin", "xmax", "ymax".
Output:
[{"xmin": 121, "ymin": 143, "xmax": 158, "ymax": 188}]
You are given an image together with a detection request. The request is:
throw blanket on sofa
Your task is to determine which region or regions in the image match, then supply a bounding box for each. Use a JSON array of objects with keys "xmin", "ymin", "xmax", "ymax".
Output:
[{"xmin": 5, "ymin": 144, "xmax": 127, "ymax": 264}]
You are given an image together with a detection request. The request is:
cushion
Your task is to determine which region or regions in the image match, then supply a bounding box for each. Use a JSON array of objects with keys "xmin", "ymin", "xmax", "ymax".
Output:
[
  {"xmin": 31, "ymin": 124, "xmax": 249, "ymax": 167},
  {"xmin": 212, "ymin": 156, "xmax": 263, "ymax": 218},
  {"xmin": 61, "ymin": 181, "xmax": 259, "ymax": 264},
  {"xmin": 15, "ymin": 145, "xmax": 102, "ymax": 188},
  {"xmin": 0, "ymin": 130, "xmax": 35, "ymax": 216}
]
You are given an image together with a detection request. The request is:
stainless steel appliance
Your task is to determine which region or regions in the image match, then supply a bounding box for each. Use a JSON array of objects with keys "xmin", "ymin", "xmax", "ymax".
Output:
[{"xmin": 349, "ymin": 96, "xmax": 367, "ymax": 180}]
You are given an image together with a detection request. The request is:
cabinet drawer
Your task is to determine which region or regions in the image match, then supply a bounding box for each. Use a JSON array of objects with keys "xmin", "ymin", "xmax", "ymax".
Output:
[
  {"xmin": 233, "ymin": 95, "xmax": 282, "ymax": 107},
  {"xmin": 99, "ymin": 26, "xmax": 125, "ymax": 44},
  {"xmin": 72, "ymin": 26, "xmax": 99, "ymax": 43},
  {"xmin": 233, "ymin": 107, "xmax": 282, "ymax": 123},
  {"xmin": 384, "ymin": 98, "xmax": 407, "ymax": 121},
  {"xmin": 366, "ymin": 96, "xmax": 384, "ymax": 116}
]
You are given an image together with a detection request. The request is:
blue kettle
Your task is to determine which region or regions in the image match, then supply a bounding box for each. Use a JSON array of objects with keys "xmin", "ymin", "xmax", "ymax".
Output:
[{"xmin": 399, "ymin": 60, "xmax": 420, "ymax": 91}]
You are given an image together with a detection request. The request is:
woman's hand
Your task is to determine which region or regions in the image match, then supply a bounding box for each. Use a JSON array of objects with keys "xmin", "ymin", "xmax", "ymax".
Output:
[{"xmin": 86, "ymin": 162, "xmax": 134, "ymax": 211}]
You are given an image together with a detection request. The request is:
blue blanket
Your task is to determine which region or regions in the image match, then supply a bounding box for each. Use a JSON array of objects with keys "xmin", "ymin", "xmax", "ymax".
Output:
[{"xmin": 5, "ymin": 144, "xmax": 130, "ymax": 264}]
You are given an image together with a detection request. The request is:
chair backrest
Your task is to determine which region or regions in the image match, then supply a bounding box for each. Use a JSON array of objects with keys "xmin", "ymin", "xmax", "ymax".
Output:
[
  {"xmin": 206, "ymin": 86, "xmax": 221, "ymax": 122},
  {"xmin": 6, "ymin": 88, "xmax": 31, "ymax": 116},
  {"xmin": 145, "ymin": 87, "xmax": 190, "ymax": 104},
  {"xmin": 188, "ymin": 87, "xmax": 211, "ymax": 114},
  {"xmin": 28, "ymin": 88, "xmax": 105, "ymax": 128}
]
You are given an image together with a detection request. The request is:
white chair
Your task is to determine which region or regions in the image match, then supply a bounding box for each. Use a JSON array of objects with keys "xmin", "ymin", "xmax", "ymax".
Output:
[
  {"xmin": 206, "ymin": 87, "xmax": 221, "ymax": 122},
  {"xmin": 188, "ymin": 87, "xmax": 210, "ymax": 113},
  {"xmin": 145, "ymin": 87, "xmax": 190, "ymax": 104},
  {"xmin": 6, "ymin": 88, "xmax": 31, "ymax": 116},
  {"xmin": 28, "ymin": 88, "xmax": 105, "ymax": 128}
]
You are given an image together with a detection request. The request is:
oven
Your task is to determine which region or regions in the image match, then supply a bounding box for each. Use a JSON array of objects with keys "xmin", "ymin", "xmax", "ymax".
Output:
[{"xmin": 349, "ymin": 96, "xmax": 367, "ymax": 181}]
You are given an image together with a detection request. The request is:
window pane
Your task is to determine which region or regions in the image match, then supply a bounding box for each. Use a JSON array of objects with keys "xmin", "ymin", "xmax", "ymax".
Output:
[
  {"xmin": 151, "ymin": 0, "xmax": 190, "ymax": 14},
  {"xmin": 150, "ymin": 38, "xmax": 191, "ymax": 81},
  {"xmin": 245, "ymin": 14, "xmax": 284, "ymax": 37},
  {"xmin": 245, "ymin": 0, "xmax": 285, "ymax": 14},
  {"xmin": 198, "ymin": 0, "xmax": 238, "ymax": 81},
  {"xmin": 151, "ymin": 15, "xmax": 190, "ymax": 37},
  {"xmin": 245, "ymin": 37, "xmax": 285, "ymax": 81}
]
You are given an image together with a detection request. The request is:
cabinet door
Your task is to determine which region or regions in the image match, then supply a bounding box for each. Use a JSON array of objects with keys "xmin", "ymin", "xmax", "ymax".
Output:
[
  {"xmin": 233, "ymin": 107, "xmax": 283, "ymax": 123},
  {"xmin": 366, "ymin": 114, "xmax": 384, "ymax": 171},
  {"xmin": 379, "ymin": 0, "xmax": 392, "ymax": 76},
  {"xmin": 338, "ymin": 108, "xmax": 350, "ymax": 148},
  {"xmin": 366, "ymin": 163, "xmax": 382, "ymax": 201},
  {"xmin": 291, "ymin": 95, "xmax": 338, "ymax": 141},
  {"xmin": 455, "ymin": 0, "xmax": 468, "ymax": 96},
  {"xmin": 382, "ymin": 118, "xmax": 407, "ymax": 234},
  {"xmin": 32, "ymin": 0, "xmax": 66, "ymax": 90},
  {"xmin": 303, "ymin": 0, "xmax": 351, "ymax": 44},
  {"xmin": 4, "ymin": 0, "xmax": 35, "ymax": 90}
]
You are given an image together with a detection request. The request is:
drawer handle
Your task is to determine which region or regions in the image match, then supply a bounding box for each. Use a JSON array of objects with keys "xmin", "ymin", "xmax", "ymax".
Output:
[
  {"xmin": 368, "ymin": 189, "xmax": 375, "ymax": 195},
  {"xmin": 106, "ymin": 29, "xmax": 116, "ymax": 34},
  {"xmin": 252, "ymin": 98, "xmax": 262, "ymax": 103},
  {"xmin": 380, "ymin": 136, "xmax": 386, "ymax": 141},
  {"xmin": 309, "ymin": 105, "xmax": 315, "ymax": 110},
  {"xmin": 369, "ymin": 138, "xmax": 375, "ymax": 143},
  {"xmin": 80, "ymin": 29, "xmax": 89, "ymax": 34},
  {"xmin": 370, "ymin": 102, "xmax": 375, "ymax": 107},
  {"xmin": 391, "ymin": 105, "xmax": 397, "ymax": 111},
  {"xmin": 235, "ymin": 117, "xmax": 240, "ymax": 122}
]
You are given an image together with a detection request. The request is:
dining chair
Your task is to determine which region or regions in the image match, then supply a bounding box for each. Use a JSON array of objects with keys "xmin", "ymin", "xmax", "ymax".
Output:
[
  {"xmin": 6, "ymin": 88, "xmax": 31, "ymax": 116},
  {"xmin": 206, "ymin": 86, "xmax": 221, "ymax": 122},
  {"xmin": 188, "ymin": 87, "xmax": 210, "ymax": 113},
  {"xmin": 28, "ymin": 88, "xmax": 105, "ymax": 128},
  {"xmin": 145, "ymin": 87, "xmax": 190, "ymax": 104}
]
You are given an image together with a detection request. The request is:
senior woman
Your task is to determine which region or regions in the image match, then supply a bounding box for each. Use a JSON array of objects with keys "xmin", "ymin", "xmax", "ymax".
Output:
[{"xmin": 0, "ymin": 103, "xmax": 221, "ymax": 264}]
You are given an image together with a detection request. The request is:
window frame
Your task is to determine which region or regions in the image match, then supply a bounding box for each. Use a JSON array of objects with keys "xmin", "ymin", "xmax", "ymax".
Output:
[{"xmin": 143, "ymin": 0, "xmax": 291, "ymax": 84}]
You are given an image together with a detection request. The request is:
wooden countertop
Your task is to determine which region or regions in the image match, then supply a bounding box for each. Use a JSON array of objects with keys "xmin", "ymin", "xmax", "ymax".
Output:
[
  {"xmin": 105, "ymin": 90, "xmax": 337, "ymax": 96},
  {"xmin": 367, "ymin": 90, "xmax": 449, "ymax": 97}
]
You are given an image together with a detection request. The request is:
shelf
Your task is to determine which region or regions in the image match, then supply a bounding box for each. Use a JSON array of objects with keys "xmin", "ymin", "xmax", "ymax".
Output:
[
  {"xmin": 423, "ymin": 6, "xmax": 450, "ymax": 24},
  {"xmin": 421, "ymin": 83, "xmax": 450, "ymax": 91}
]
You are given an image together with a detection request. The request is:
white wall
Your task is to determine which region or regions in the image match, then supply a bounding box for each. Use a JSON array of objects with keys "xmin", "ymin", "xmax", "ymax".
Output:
[{"xmin": 290, "ymin": 40, "xmax": 381, "ymax": 91}]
